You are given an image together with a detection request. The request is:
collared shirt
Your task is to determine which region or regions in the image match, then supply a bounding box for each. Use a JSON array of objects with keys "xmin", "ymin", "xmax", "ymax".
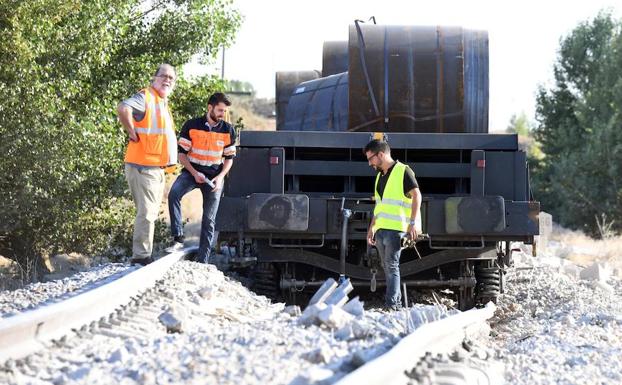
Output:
[{"xmin": 177, "ymin": 115, "xmax": 237, "ymax": 178}]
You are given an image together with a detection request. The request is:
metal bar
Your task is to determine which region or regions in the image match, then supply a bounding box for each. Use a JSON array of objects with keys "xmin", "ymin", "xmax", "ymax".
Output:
[
  {"xmin": 269, "ymin": 147, "xmax": 285, "ymax": 193},
  {"xmin": 335, "ymin": 303, "xmax": 496, "ymax": 385},
  {"xmin": 339, "ymin": 199, "xmax": 352, "ymax": 280},
  {"xmin": 437, "ymin": 26, "xmax": 445, "ymax": 133},
  {"xmin": 354, "ymin": 20, "xmax": 380, "ymax": 118},
  {"xmin": 285, "ymin": 160, "xmax": 470, "ymax": 178},
  {"xmin": 383, "ymin": 26, "xmax": 389, "ymax": 129},
  {"xmin": 470, "ymin": 150, "xmax": 485, "ymax": 196},
  {"xmin": 256, "ymin": 243, "xmax": 496, "ymax": 280},
  {"xmin": 268, "ymin": 234, "xmax": 325, "ymax": 248},
  {"xmin": 239, "ymin": 131, "xmax": 518, "ymax": 150},
  {"xmin": 280, "ymin": 277, "xmax": 476, "ymax": 290},
  {"xmin": 0, "ymin": 247, "xmax": 197, "ymax": 362}
]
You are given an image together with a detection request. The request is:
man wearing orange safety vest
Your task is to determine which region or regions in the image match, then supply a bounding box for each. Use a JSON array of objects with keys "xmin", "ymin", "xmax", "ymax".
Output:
[
  {"xmin": 165, "ymin": 93, "xmax": 236, "ymax": 264},
  {"xmin": 365, "ymin": 139, "xmax": 422, "ymax": 310},
  {"xmin": 117, "ymin": 63, "xmax": 178, "ymax": 266}
]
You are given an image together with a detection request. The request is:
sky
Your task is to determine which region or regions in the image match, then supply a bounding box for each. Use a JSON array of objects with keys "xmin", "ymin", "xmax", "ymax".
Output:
[{"xmin": 189, "ymin": 0, "xmax": 622, "ymax": 131}]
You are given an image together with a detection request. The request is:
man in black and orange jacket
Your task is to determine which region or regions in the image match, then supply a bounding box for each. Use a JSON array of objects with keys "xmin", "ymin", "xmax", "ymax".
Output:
[{"xmin": 166, "ymin": 93, "xmax": 236, "ymax": 263}]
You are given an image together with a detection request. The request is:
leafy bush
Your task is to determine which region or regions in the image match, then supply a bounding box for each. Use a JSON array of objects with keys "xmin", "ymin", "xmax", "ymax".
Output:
[{"xmin": 0, "ymin": 0, "xmax": 241, "ymax": 277}]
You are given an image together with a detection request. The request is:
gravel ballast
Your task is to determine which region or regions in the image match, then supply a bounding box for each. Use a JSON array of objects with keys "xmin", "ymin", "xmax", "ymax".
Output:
[
  {"xmin": 0, "ymin": 264, "xmax": 133, "ymax": 319},
  {"xmin": 1, "ymin": 241, "xmax": 620, "ymax": 385},
  {"xmin": 486, "ymin": 247, "xmax": 622, "ymax": 385}
]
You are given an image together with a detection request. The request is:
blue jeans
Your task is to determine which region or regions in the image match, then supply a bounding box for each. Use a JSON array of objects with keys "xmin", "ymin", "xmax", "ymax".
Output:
[
  {"xmin": 168, "ymin": 170, "xmax": 222, "ymax": 263},
  {"xmin": 375, "ymin": 229, "xmax": 405, "ymax": 307}
]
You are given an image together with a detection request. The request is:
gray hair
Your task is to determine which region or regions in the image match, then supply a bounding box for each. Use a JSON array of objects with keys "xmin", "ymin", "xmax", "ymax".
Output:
[{"xmin": 153, "ymin": 63, "xmax": 176, "ymax": 78}]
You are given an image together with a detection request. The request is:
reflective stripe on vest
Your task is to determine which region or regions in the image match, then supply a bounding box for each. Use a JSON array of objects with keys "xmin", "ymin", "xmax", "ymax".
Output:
[
  {"xmin": 373, "ymin": 161, "xmax": 413, "ymax": 232},
  {"xmin": 124, "ymin": 87, "xmax": 174, "ymax": 166},
  {"xmin": 186, "ymin": 129, "xmax": 231, "ymax": 166}
]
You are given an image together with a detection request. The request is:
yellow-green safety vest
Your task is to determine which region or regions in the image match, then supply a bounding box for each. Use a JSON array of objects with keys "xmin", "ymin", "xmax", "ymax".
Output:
[{"xmin": 373, "ymin": 161, "xmax": 421, "ymax": 233}]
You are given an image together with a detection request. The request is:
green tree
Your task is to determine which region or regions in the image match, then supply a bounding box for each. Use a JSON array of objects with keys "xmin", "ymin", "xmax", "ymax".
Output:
[
  {"xmin": 533, "ymin": 11, "xmax": 622, "ymax": 236},
  {"xmin": 0, "ymin": 0, "xmax": 241, "ymax": 279},
  {"xmin": 506, "ymin": 112, "xmax": 532, "ymax": 136}
]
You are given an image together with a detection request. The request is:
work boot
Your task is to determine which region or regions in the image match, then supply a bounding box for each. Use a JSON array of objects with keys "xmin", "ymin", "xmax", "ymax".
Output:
[
  {"xmin": 384, "ymin": 304, "xmax": 403, "ymax": 312},
  {"xmin": 165, "ymin": 235, "xmax": 185, "ymax": 253},
  {"xmin": 130, "ymin": 257, "xmax": 154, "ymax": 266}
]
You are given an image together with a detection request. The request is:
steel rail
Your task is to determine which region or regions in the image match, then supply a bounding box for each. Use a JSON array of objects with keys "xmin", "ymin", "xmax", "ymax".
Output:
[
  {"xmin": 335, "ymin": 303, "xmax": 496, "ymax": 385},
  {"xmin": 0, "ymin": 247, "xmax": 197, "ymax": 363}
]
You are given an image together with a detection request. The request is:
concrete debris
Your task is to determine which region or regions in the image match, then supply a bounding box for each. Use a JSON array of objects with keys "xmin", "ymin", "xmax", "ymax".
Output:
[
  {"xmin": 324, "ymin": 279, "xmax": 353, "ymax": 306},
  {"xmin": 283, "ymin": 305, "xmax": 302, "ymax": 317},
  {"xmin": 198, "ymin": 286, "xmax": 215, "ymax": 300},
  {"xmin": 317, "ymin": 305, "xmax": 355, "ymax": 329},
  {"xmin": 408, "ymin": 304, "xmax": 448, "ymax": 328},
  {"xmin": 158, "ymin": 306, "xmax": 185, "ymax": 333},
  {"xmin": 342, "ymin": 296, "xmax": 365, "ymax": 317},
  {"xmin": 560, "ymin": 263, "xmax": 582, "ymax": 280},
  {"xmin": 308, "ymin": 278, "xmax": 337, "ymax": 306},
  {"xmin": 592, "ymin": 280, "xmax": 614, "ymax": 294},
  {"xmin": 106, "ymin": 347, "xmax": 129, "ymax": 363},
  {"xmin": 335, "ymin": 319, "xmax": 374, "ymax": 341},
  {"xmin": 580, "ymin": 262, "xmax": 612, "ymax": 283},
  {"xmin": 298, "ymin": 303, "xmax": 327, "ymax": 326},
  {"xmin": 289, "ymin": 367, "xmax": 335, "ymax": 385},
  {"xmin": 349, "ymin": 345, "xmax": 391, "ymax": 369},
  {"xmin": 301, "ymin": 345, "xmax": 333, "ymax": 364}
]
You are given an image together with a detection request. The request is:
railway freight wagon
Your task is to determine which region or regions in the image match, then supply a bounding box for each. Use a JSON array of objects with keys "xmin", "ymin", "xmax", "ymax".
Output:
[{"xmin": 215, "ymin": 23, "xmax": 540, "ymax": 310}]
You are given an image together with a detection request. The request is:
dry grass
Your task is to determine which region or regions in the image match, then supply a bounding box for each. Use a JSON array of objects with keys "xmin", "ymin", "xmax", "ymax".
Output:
[
  {"xmin": 0, "ymin": 255, "xmax": 26, "ymax": 291},
  {"xmin": 228, "ymin": 95, "xmax": 276, "ymax": 131},
  {"xmin": 161, "ymin": 175, "xmax": 204, "ymax": 243},
  {"xmin": 548, "ymin": 224, "xmax": 622, "ymax": 275}
]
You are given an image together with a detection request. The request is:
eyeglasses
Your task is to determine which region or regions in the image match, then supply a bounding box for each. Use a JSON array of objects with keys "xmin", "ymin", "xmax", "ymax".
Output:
[
  {"xmin": 366, "ymin": 153, "xmax": 379, "ymax": 161},
  {"xmin": 156, "ymin": 74, "xmax": 176, "ymax": 81}
]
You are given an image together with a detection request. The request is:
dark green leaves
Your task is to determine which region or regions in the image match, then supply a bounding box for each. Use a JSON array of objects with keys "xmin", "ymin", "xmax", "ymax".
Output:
[{"xmin": 0, "ymin": 0, "xmax": 240, "ymax": 274}]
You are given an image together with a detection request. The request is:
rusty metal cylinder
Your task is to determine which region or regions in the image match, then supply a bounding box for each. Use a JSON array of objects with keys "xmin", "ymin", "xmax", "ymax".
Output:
[
  {"xmin": 275, "ymin": 70, "xmax": 320, "ymax": 130},
  {"xmin": 348, "ymin": 24, "xmax": 488, "ymax": 133},
  {"xmin": 322, "ymin": 41, "xmax": 349, "ymax": 76},
  {"xmin": 280, "ymin": 25, "xmax": 488, "ymax": 133},
  {"xmin": 282, "ymin": 72, "xmax": 349, "ymax": 131}
]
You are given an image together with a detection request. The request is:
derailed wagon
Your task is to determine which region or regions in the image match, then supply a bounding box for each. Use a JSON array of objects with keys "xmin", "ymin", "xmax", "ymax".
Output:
[{"xmin": 215, "ymin": 22, "xmax": 540, "ymax": 310}]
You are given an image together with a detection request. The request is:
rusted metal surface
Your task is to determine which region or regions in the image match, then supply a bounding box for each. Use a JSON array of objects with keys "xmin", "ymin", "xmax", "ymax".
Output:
[
  {"xmin": 275, "ymin": 70, "xmax": 320, "ymax": 130},
  {"xmin": 347, "ymin": 25, "xmax": 487, "ymax": 133},
  {"xmin": 322, "ymin": 41, "xmax": 349, "ymax": 76}
]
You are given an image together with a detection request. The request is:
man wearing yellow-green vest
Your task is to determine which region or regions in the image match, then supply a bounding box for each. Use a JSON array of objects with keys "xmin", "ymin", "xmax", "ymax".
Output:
[{"xmin": 365, "ymin": 139, "xmax": 422, "ymax": 310}]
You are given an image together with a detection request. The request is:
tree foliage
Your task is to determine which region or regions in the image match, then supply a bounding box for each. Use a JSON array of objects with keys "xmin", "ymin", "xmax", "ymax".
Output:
[
  {"xmin": 0, "ymin": 0, "xmax": 240, "ymax": 277},
  {"xmin": 506, "ymin": 112, "xmax": 532, "ymax": 136},
  {"xmin": 533, "ymin": 11, "xmax": 622, "ymax": 236}
]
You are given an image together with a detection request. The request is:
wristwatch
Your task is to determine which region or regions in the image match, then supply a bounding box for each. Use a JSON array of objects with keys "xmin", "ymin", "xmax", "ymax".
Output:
[{"xmin": 409, "ymin": 219, "xmax": 416, "ymax": 226}]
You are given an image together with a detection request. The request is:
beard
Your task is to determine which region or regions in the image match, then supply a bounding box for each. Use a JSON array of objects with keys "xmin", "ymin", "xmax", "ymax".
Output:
[{"xmin": 209, "ymin": 111, "xmax": 221, "ymax": 123}]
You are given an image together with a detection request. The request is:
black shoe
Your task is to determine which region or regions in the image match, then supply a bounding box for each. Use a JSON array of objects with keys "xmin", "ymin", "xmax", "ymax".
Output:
[
  {"xmin": 130, "ymin": 257, "xmax": 154, "ymax": 266},
  {"xmin": 165, "ymin": 235, "xmax": 186, "ymax": 253}
]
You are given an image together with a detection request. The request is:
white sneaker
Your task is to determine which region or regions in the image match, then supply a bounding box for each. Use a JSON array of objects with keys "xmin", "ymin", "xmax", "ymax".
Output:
[{"xmin": 165, "ymin": 242, "xmax": 184, "ymax": 253}]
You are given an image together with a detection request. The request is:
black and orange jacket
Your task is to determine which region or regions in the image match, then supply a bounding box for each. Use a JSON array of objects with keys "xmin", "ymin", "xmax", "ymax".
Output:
[{"xmin": 178, "ymin": 116, "xmax": 237, "ymax": 178}]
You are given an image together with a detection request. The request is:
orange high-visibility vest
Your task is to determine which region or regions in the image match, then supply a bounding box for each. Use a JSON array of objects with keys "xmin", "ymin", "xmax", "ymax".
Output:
[
  {"xmin": 180, "ymin": 127, "xmax": 233, "ymax": 167},
  {"xmin": 124, "ymin": 87, "xmax": 174, "ymax": 166}
]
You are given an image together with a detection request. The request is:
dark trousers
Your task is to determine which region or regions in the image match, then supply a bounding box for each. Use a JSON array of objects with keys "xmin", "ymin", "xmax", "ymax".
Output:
[
  {"xmin": 168, "ymin": 170, "xmax": 222, "ymax": 263},
  {"xmin": 375, "ymin": 229, "xmax": 406, "ymax": 307}
]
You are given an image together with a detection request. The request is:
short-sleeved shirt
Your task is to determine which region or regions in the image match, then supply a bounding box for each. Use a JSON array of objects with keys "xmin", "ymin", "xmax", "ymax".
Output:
[
  {"xmin": 121, "ymin": 91, "xmax": 177, "ymax": 166},
  {"xmin": 178, "ymin": 116, "xmax": 237, "ymax": 179},
  {"xmin": 375, "ymin": 162, "xmax": 419, "ymax": 199}
]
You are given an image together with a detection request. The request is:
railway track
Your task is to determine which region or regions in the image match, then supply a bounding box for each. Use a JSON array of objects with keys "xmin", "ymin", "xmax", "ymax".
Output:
[
  {"xmin": 0, "ymin": 250, "xmax": 502, "ymax": 385},
  {"xmin": 0, "ymin": 247, "xmax": 196, "ymax": 362}
]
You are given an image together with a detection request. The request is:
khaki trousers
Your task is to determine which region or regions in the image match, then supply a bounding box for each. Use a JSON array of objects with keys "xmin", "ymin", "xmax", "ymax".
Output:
[{"xmin": 124, "ymin": 164, "xmax": 165, "ymax": 259}]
